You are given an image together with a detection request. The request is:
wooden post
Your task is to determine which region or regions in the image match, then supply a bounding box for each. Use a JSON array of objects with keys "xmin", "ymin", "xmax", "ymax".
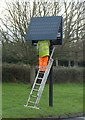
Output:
[{"xmin": 30, "ymin": 66, "xmax": 35, "ymax": 84}]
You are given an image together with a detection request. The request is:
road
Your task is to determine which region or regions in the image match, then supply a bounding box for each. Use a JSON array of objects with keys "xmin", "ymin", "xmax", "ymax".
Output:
[{"xmin": 63, "ymin": 117, "xmax": 85, "ymax": 120}]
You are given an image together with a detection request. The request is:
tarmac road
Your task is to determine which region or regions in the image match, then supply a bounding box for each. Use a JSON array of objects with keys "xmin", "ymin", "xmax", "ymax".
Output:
[{"xmin": 63, "ymin": 117, "xmax": 85, "ymax": 120}]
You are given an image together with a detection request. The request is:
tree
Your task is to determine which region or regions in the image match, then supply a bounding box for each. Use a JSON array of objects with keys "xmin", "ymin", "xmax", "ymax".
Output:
[
  {"xmin": 0, "ymin": 0, "xmax": 60, "ymax": 64},
  {"xmin": 0, "ymin": 0, "xmax": 84, "ymax": 64},
  {"xmin": 0, "ymin": 1, "xmax": 38, "ymax": 64},
  {"xmin": 55, "ymin": 1, "xmax": 85, "ymax": 62}
]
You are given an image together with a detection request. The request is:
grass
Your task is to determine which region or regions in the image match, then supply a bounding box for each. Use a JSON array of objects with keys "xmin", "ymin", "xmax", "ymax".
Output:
[
  {"xmin": 0, "ymin": 83, "xmax": 2, "ymax": 119},
  {"xmin": 2, "ymin": 83, "xmax": 83, "ymax": 118}
]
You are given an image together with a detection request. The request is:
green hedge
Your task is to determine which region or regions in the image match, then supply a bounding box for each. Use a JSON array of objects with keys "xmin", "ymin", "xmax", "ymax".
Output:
[
  {"xmin": 2, "ymin": 63, "xmax": 30, "ymax": 83},
  {"xmin": 2, "ymin": 63, "xmax": 84, "ymax": 83},
  {"xmin": 53, "ymin": 67, "xmax": 83, "ymax": 83}
]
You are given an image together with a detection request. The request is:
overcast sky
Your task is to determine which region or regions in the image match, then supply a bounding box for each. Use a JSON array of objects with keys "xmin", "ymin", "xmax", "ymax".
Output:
[
  {"xmin": 0, "ymin": 0, "xmax": 84, "ymax": 11},
  {"xmin": 0, "ymin": 0, "xmax": 84, "ymax": 19}
]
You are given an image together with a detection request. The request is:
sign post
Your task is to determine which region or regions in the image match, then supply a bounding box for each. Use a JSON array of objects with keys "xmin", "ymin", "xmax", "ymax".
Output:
[
  {"xmin": 49, "ymin": 45, "xmax": 54, "ymax": 107},
  {"xmin": 49, "ymin": 62, "xmax": 53, "ymax": 106}
]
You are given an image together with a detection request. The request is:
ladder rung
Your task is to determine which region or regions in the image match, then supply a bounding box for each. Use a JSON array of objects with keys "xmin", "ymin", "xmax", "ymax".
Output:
[
  {"xmin": 26, "ymin": 105, "xmax": 39, "ymax": 109},
  {"xmin": 33, "ymin": 89, "xmax": 39, "ymax": 92},
  {"xmin": 39, "ymin": 72, "xmax": 44, "ymax": 73},
  {"xmin": 31, "ymin": 95, "xmax": 37, "ymax": 98},
  {"xmin": 35, "ymin": 83, "xmax": 41, "ymax": 85},
  {"xmin": 28, "ymin": 101, "xmax": 35, "ymax": 104},
  {"xmin": 37, "ymin": 77, "xmax": 42, "ymax": 79},
  {"xmin": 29, "ymin": 101, "xmax": 35, "ymax": 104}
]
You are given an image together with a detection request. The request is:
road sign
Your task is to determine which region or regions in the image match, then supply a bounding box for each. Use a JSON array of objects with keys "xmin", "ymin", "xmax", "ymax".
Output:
[{"xmin": 25, "ymin": 16, "xmax": 63, "ymax": 45}]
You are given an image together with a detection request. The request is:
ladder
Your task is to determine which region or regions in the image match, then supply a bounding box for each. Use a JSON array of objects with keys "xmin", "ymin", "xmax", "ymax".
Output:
[{"xmin": 24, "ymin": 47, "xmax": 55, "ymax": 109}]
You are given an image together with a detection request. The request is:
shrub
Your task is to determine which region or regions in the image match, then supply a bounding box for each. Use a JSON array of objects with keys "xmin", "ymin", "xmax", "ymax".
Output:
[
  {"xmin": 2, "ymin": 63, "xmax": 30, "ymax": 83},
  {"xmin": 2, "ymin": 63, "xmax": 84, "ymax": 83},
  {"xmin": 53, "ymin": 66, "xmax": 83, "ymax": 83}
]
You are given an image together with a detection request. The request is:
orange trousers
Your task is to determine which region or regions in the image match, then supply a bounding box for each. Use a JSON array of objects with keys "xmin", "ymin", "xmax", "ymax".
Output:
[{"xmin": 39, "ymin": 56, "xmax": 48, "ymax": 72}]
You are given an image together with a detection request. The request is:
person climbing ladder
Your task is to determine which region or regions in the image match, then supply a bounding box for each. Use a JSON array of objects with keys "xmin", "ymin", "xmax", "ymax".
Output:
[{"xmin": 37, "ymin": 40, "xmax": 50, "ymax": 72}]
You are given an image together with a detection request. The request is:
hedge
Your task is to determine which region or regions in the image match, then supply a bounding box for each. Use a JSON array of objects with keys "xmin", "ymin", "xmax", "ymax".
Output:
[
  {"xmin": 53, "ymin": 66, "xmax": 83, "ymax": 83},
  {"xmin": 2, "ymin": 63, "xmax": 84, "ymax": 83},
  {"xmin": 2, "ymin": 63, "xmax": 30, "ymax": 83}
]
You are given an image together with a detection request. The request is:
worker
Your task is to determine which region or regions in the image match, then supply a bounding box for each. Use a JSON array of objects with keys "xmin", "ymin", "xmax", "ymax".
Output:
[{"xmin": 37, "ymin": 40, "xmax": 50, "ymax": 72}]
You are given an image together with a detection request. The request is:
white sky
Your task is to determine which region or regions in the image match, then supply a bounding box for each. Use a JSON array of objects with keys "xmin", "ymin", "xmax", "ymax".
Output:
[
  {"xmin": 0, "ymin": 0, "xmax": 84, "ymax": 13},
  {"xmin": 0, "ymin": 0, "xmax": 84, "ymax": 21},
  {"xmin": 0, "ymin": 0, "xmax": 84, "ymax": 14}
]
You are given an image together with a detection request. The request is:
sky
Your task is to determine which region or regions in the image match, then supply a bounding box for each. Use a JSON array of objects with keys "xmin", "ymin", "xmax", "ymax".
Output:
[
  {"xmin": 0, "ymin": 0, "xmax": 84, "ymax": 12},
  {"xmin": 0, "ymin": 0, "xmax": 84, "ymax": 22},
  {"xmin": 0, "ymin": 0, "xmax": 84, "ymax": 14}
]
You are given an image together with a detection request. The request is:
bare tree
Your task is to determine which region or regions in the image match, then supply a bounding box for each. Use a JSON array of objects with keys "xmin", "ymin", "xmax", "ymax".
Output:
[
  {"xmin": 0, "ymin": 1, "xmax": 31, "ymax": 43},
  {"xmin": 0, "ymin": 0, "xmax": 61, "ymax": 64},
  {"xmin": 0, "ymin": 1, "xmax": 39, "ymax": 64},
  {"xmin": 0, "ymin": 0, "xmax": 84, "ymax": 64},
  {"xmin": 56, "ymin": 1, "xmax": 85, "ymax": 63}
]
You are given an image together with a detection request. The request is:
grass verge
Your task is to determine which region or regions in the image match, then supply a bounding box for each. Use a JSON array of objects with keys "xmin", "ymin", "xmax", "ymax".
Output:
[{"xmin": 2, "ymin": 83, "xmax": 83, "ymax": 118}]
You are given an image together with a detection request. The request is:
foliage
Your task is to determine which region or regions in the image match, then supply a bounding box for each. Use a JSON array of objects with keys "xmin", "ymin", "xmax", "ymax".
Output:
[
  {"xmin": 2, "ymin": 63, "xmax": 84, "ymax": 83},
  {"xmin": 2, "ymin": 63, "xmax": 30, "ymax": 83},
  {"xmin": 2, "ymin": 83, "xmax": 83, "ymax": 118},
  {"xmin": 53, "ymin": 66, "xmax": 83, "ymax": 83},
  {"xmin": 2, "ymin": 41, "xmax": 37, "ymax": 65}
]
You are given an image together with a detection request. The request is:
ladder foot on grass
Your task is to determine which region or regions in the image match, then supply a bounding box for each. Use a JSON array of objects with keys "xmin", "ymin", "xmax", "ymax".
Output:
[{"xmin": 24, "ymin": 104, "xmax": 39, "ymax": 109}]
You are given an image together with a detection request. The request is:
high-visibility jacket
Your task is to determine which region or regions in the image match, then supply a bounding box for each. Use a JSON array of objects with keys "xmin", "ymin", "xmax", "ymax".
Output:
[{"xmin": 37, "ymin": 40, "xmax": 50, "ymax": 57}]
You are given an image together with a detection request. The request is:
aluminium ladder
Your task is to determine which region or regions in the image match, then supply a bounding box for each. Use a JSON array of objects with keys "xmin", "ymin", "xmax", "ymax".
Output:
[{"xmin": 24, "ymin": 47, "xmax": 55, "ymax": 109}]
